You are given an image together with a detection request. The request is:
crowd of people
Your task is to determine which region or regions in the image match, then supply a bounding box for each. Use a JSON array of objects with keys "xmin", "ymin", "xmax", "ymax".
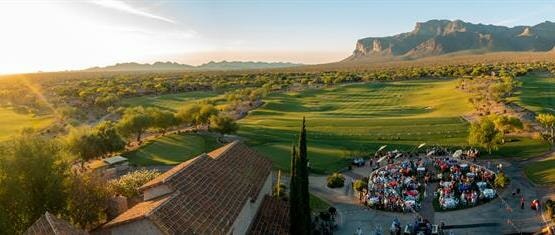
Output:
[
  {"xmin": 363, "ymin": 149, "xmax": 497, "ymax": 213},
  {"xmin": 365, "ymin": 159, "xmax": 427, "ymax": 212},
  {"xmin": 434, "ymin": 157, "xmax": 497, "ymax": 210}
]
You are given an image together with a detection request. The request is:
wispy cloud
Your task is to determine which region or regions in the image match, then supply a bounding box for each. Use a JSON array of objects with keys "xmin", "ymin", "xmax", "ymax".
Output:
[{"xmin": 90, "ymin": 0, "xmax": 175, "ymax": 24}]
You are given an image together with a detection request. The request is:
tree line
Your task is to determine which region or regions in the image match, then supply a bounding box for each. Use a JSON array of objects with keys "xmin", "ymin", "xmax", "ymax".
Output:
[{"xmin": 1, "ymin": 61, "xmax": 554, "ymax": 121}]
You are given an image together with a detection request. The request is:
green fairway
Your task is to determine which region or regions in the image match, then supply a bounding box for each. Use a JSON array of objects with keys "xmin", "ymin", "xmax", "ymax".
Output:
[
  {"xmin": 238, "ymin": 79, "xmax": 549, "ymax": 173},
  {"xmin": 239, "ymin": 79, "xmax": 475, "ymax": 172},
  {"xmin": 123, "ymin": 133, "xmax": 221, "ymax": 165},
  {"xmin": 0, "ymin": 107, "xmax": 53, "ymax": 141},
  {"xmin": 121, "ymin": 91, "xmax": 223, "ymax": 111},
  {"xmin": 488, "ymin": 137, "xmax": 549, "ymax": 159},
  {"xmin": 514, "ymin": 74, "xmax": 555, "ymax": 114},
  {"xmin": 524, "ymin": 155, "xmax": 555, "ymax": 185}
]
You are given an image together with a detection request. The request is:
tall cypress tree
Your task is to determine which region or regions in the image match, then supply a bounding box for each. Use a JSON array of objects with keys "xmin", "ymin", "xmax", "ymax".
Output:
[
  {"xmin": 298, "ymin": 117, "xmax": 311, "ymax": 234},
  {"xmin": 289, "ymin": 144, "xmax": 299, "ymax": 233}
]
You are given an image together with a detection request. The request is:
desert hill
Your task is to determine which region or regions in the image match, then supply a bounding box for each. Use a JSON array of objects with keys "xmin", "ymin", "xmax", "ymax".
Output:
[
  {"xmin": 86, "ymin": 61, "xmax": 300, "ymax": 72},
  {"xmin": 347, "ymin": 20, "xmax": 555, "ymax": 60}
]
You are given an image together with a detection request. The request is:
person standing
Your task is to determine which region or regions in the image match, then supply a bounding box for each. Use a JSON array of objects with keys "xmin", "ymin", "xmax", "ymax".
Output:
[
  {"xmin": 520, "ymin": 196, "xmax": 525, "ymax": 209},
  {"xmin": 355, "ymin": 227, "xmax": 363, "ymax": 235}
]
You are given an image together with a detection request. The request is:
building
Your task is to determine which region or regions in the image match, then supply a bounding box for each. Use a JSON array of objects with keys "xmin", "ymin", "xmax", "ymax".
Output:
[
  {"xmin": 24, "ymin": 212, "xmax": 88, "ymax": 235},
  {"xmin": 101, "ymin": 141, "xmax": 280, "ymax": 235},
  {"xmin": 88, "ymin": 155, "xmax": 129, "ymax": 179}
]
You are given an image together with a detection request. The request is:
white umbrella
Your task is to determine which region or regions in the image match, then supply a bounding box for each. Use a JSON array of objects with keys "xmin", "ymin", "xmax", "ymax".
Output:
[
  {"xmin": 418, "ymin": 143, "xmax": 426, "ymax": 149},
  {"xmin": 377, "ymin": 156, "xmax": 387, "ymax": 163},
  {"xmin": 377, "ymin": 145, "xmax": 387, "ymax": 152},
  {"xmin": 394, "ymin": 153, "xmax": 403, "ymax": 158},
  {"xmin": 426, "ymin": 150, "xmax": 436, "ymax": 156},
  {"xmin": 453, "ymin": 150, "xmax": 463, "ymax": 158}
]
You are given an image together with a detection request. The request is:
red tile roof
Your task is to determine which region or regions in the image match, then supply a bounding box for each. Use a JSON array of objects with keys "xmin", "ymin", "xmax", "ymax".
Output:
[
  {"xmin": 248, "ymin": 196, "xmax": 290, "ymax": 235},
  {"xmin": 104, "ymin": 141, "xmax": 273, "ymax": 234},
  {"xmin": 101, "ymin": 193, "xmax": 173, "ymax": 228},
  {"xmin": 24, "ymin": 212, "xmax": 88, "ymax": 235}
]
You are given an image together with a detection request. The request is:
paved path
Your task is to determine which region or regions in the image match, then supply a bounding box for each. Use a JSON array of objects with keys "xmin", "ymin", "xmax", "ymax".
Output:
[{"xmin": 419, "ymin": 183, "xmax": 437, "ymax": 224}]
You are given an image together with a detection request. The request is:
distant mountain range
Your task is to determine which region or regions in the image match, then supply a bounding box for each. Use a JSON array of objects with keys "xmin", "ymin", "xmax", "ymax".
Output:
[
  {"xmin": 346, "ymin": 20, "xmax": 555, "ymax": 60},
  {"xmin": 86, "ymin": 61, "xmax": 301, "ymax": 72}
]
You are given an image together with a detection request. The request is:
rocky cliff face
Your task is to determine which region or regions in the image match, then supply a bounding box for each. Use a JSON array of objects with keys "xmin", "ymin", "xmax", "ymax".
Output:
[{"xmin": 348, "ymin": 20, "xmax": 555, "ymax": 60}]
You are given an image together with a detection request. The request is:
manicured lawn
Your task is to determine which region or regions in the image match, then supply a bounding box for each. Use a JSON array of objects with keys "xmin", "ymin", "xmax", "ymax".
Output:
[
  {"xmin": 239, "ymin": 80, "xmax": 547, "ymax": 173},
  {"xmin": 524, "ymin": 156, "xmax": 555, "ymax": 185},
  {"xmin": 488, "ymin": 137, "xmax": 549, "ymax": 159},
  {"xmin": 239, "ymin": 80, "xmax": 474, "ymax": 172},
  {"xmin": 121, "ymin": 91, "xmax": 224, "ymax": 111},
  {"xmin": 513, "ymin": 74, "xmax": 555, "ymax": 114},
  {"xmin": 310, "ymin": 193, "xmax": 332, "ymax": 212},
  {"xmin": 123, "ymin": 133, "xmax": 221, "ymax": 165},
  {"xmin": 0, "ymin": 107, "xmax": 53, "ymax": 141}
]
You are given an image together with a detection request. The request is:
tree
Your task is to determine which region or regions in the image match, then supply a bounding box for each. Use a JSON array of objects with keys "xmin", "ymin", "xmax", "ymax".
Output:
[
  {"xmin": 537, "ymin": 113, "xmax": 555, "ymax": 149},
  {"xmin": 149, "ymin": 108, "xmax": 177, "ymax": 134},
  {"xmin": 64, "ymin": 173, "xmax": 111, "ymax": 230},
  {"xmin": 176, "ymin": 104, "xmax": 218, "ymax": 128},
  {"xmin": 209, "ymin": 114, "xmax": 238, "ymax": 137},
  {"xmin": 108, "ymin": 169, "xmax": 160, "ymax": 198},
  {"xmin": 289, "ymin": 117, "xmax": 311, "ymax": 235},
  {"xmin": 117, "ymin": 106, "xmax": 153, "ymax": 142},
  {"xmin": 65, "ymin": 122, "xmax": 125, "ymax": 167},
  {"xmin": 176, "ymin": 104, "xmax": 201, "ymax": 126},
  {"xmin": 94, "ymin": 121, "xmax": 126, "ymax": 155},
  {"xmin": 0, "ymin": 133, "xmax": 69, "ymax": 234},
  {"xmin": 289, "ymin": 144, "xmax": 299, "ymax": 234},
  {"xmin": 64, "ymin": 127, "xmax": 103, "ymax": 166},
  {"xmin": 491, "ymin": 115, "xmax": 523, "ymax": 143},
  {"xmin": 494, "ymin": 172, "xmax": 510, "ymax": 188},
  {"xmin": 197, "ymin": 104, "xmax": 219, "ymax": 127},
  {"xmin": 468, "ymin": 117, "xmax": 503, "ymax": 154}
]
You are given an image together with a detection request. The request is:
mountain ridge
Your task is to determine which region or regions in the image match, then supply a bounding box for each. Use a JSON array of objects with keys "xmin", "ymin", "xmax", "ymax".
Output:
[
  {"xmin": 347, "ymin": 19, "xmax": 555, "ymax": 60},
  {"xmin": 86, "ymin": 60, "xmax": 301, "ymax": 72}
]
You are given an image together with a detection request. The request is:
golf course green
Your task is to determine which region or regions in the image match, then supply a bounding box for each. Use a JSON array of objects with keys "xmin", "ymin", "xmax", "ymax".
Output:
[
  {"xmin": 514, "ymin": 74, "xmax": 555, "ymax": 114},
  {"xmin": 238, "ymin": 79, "xmax": 548, "ymax": 172}
]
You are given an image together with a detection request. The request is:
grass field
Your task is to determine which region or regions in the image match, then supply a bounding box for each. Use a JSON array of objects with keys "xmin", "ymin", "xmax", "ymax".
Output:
[
  {"xmin": 310, "ymin": 193, "xmax": 332, "ymax": 212},
  {"xmin": 514, "ymin": 74, "xmax": 555, "ymax": 114},
  {"xmin": 121, "ymin": 91, "xmax": 223, "ymax": 111},
  {"xmin": 238, "ymin": 79, "xmax": 547, "ymax": 173},
  {"xmin": 0, "ymin": 107, "xmax": 53, "ymax": 141},
  {"xmin": 123, "ymin": 133, "xmax": 221, "ymax": 165},
  {"xmin": 524, "ymin": 155, "xmax": 555, "ymax": 185}
]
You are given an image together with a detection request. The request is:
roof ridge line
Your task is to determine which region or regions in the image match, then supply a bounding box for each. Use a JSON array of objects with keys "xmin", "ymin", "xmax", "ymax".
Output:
[
  {"xmin": 208, "ymin": 140, "xmax": 240, "ymax": 159},
  {"xmin": 44, "ymin": 212, "xmax": 59, "ymax": 235}
]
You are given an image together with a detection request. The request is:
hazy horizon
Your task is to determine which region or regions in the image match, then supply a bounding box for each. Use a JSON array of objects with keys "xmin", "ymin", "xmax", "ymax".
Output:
[{"xmin": 1, "ymin": 0, "xmax": 554, "ymax": 74}]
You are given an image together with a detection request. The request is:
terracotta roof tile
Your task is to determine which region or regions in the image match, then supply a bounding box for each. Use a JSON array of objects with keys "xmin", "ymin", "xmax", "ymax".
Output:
[
  {"xmin": 102, "ymin": 193, "xmax": 172, "ymax": 228},
  {"xmin": 25, "ymin": 212, "xmax": 88, "ymax": 235},
  {"xmin": 104, "ymin": 141, "xmax": 273, "ymax": 234},
  {"xmin": 139, "ymin": 157, "xmax": 200, "ymax": 190},
  {"xmin": 248, "ymin": 196, "xmax": 290, "ymax": 235}
]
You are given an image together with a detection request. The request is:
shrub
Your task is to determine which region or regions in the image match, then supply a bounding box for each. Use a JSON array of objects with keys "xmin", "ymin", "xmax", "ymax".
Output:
[
  {"xmin": 108, "ymin": 169, "xmax": 161, "ymax": 198},
  {"xmin": 326, "ymin": 173, "xmax": 345, "ymax": 188},
  {"xmin": 273, "ymin": 183, "xmax": 287, "ymax": 200},
  {"xmin": 494, "ymin": 172, "xmax": 510, "ymax": 188},
  {"xmin": 353, "ymin": 179, "xmax": 368, "ymax": 192}
]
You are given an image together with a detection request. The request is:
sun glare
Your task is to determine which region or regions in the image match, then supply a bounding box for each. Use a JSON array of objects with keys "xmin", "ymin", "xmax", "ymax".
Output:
[{"xmin": 0, "ymin": 2, "xmax": 202, "ymax": 74}]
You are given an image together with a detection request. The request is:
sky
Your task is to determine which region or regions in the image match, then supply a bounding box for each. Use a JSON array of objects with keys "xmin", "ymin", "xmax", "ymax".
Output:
[{"xmin": 0, "ymin": 0, "xmax": 554, "ymax": 74}]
